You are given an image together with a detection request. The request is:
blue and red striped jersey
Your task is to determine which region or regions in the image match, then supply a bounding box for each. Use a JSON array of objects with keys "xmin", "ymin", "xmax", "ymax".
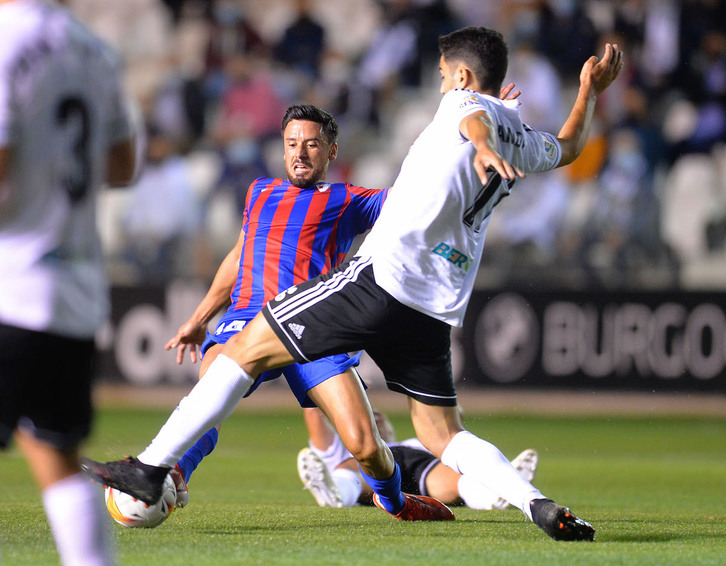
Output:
[{"xmin": 222, "ymin": 178, "xmax": 387, "ymax": 323}]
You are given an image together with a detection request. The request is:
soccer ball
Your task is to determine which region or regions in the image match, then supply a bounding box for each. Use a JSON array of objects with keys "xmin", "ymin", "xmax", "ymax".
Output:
[{"xmin": 104, "ymin": 474, "xmax": 177, "ymax": 528}]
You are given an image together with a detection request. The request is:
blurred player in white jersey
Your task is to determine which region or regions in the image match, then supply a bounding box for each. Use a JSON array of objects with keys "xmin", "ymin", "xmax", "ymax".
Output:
[
  {"xmin": 0, "ymin": 1, "xmax": 138, "ymax": 564},
  {"xmin": 83, "ymin": 27, "xmax": 622, "ymax": 541}
]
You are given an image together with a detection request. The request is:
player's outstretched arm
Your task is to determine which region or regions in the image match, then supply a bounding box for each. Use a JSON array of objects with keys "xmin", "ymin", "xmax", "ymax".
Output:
[
  {"xmin": 556, "ymin": 43, "xmax": 624, "ymax": 167},
  {"xmin": 456, "ymin": 83, "xmax": 523, "ymax": 184},
  {"xmin": 165, "ymin": 227, "xmax": 245, "ymax": 364},
  {"xmin": 460, "ymin": 111, "xmax": 525, "ymax": 185}
]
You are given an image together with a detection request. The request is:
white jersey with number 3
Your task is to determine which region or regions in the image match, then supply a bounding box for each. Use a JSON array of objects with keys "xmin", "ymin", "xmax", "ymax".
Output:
[
  {"xmin": 0, "ymin": 0, "xmax": 131, "ymax": 338},
  {"xmin": 357, "ymin": 89, "xmax": 562, "ymax": 326}
]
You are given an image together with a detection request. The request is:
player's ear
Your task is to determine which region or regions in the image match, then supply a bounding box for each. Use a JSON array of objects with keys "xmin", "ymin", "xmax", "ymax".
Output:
[
  {"xmin": 328, "ymin": 142, "xmax": 338, "ymax": 162},
  {"xmin": 457, "ymin": 65, "xmax": 477, "ymax": 90}
]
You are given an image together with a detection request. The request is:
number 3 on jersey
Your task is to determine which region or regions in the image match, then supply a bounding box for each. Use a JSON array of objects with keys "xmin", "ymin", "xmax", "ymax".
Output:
[
  {"xmin": 56, "ymin": 96, "xmax": 91, "ymax": 203},
  {"xmin": 462, "ymin": 169, "xmax": 515, "ymax": 232}
]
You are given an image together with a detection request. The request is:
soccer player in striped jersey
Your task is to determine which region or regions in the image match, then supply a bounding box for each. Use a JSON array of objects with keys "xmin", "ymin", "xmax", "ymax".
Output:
[
  {"xmin": 159, "ymin": 105, "xmax": 452, "ymax": 518},
  {"xmin": 0, "ymin": 1, "xmax": 139, "ymax": 564}
]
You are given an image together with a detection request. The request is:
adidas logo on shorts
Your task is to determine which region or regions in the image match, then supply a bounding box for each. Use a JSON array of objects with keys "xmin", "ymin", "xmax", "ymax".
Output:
[{"xmin": 288, "ymin": 322, "xmax": 305, "ymax": 339}]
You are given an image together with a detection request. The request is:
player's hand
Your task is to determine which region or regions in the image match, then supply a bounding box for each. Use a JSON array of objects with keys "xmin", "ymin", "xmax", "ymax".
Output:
[
  {"xmin": 499, "ymin": 82, "xmax": 521, "ymax": 102},
  {"xmin": 473, "ymin": 145, "xmax": 524, "ymax": 186},
  {"xmin": 461, "ymin": 112, "xmax": 525, "ymax": 184},
  {"xmin": 581, "ymin": 43, "xmax": 624, "ymax": 95},
  {"xmin": 165, "ymin": 320, "xmax": 207, "ymax": 365}
]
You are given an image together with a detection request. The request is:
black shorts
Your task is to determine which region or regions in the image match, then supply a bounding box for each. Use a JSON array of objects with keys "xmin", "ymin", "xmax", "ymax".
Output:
[
  {"xmin": 0, "ymin": 323, "xmax": 95, "ymax": 450},
  {"xmin": 390, "ymin": 445, "xmax": 440, "ymax": 497},
  {"xmin": 263, "ymin": 256, "xmax": 457, "ymax": 406}
]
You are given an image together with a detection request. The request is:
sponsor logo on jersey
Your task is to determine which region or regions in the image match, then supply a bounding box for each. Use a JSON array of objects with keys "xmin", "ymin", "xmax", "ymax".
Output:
[
  {"xmin": 543, "ymin": 137, "xmax": 557, "ymax": 160},
  {"xmin": 458, "ymin": 95, "xmax": 479, "ymax": 109},
  {"xmin": 215, "ymin": 319, "xmax": 247, "ymax": 335},
  {"xmin": 432, "ymin": 242, "xmax": 473, "ymax": 271},
  {"xmin": 288, "ymin": 322, "xmax": 305, "ymax": 339}
]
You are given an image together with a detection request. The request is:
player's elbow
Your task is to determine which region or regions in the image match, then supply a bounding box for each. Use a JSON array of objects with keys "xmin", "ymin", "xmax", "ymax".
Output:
[{"xmin": 556, "ymin": 139, "xmax": 584, "ymax": 169}]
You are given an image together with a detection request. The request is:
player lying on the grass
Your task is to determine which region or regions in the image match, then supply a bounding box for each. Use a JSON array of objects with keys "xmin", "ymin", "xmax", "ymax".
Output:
[
  {"xmin": 83, "ymin": 27, "xmax": 622, "ymax": 541},
  {"xmin": 297, "ymin": 407, "xmax": 538, "ymax": 510}
]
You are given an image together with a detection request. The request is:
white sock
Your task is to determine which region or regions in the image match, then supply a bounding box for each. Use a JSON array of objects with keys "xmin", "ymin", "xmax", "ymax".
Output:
[
  {"xmin": 42, "ymin": 473, "xmax": 115, "ymax": 566},
  {"xmin": 457, "ymin": 474, "xmax": 500, "ymax": 510},
  {"xmin": 331, "ymin": 468, "xmax": 363, "ymax": 507},
  {"xmin": 139, "ymin": 355, "xmax": 254, "ymax": 467},
  {"xmin": 309, "ymin": 434, "xmax": 354, "ymax": 473},
  {"xmin": 441, "ymin": 431, "xmax": 543, "ymax": 520}
]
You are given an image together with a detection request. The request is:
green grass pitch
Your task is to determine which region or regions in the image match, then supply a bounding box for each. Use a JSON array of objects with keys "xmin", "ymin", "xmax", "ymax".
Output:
[{"xmin": 2, "ymin": 407, "xmax": 725, "ymax": 565}]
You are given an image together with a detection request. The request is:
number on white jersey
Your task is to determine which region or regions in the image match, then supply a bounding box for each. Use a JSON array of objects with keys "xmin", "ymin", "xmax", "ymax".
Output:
[{"xmin": 463, "ymin": 169, "xmax": 515, "ymax": 232}]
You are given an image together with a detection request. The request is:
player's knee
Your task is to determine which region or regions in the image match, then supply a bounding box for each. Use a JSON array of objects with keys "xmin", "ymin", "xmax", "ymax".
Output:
[
  {"xmin": 221, "ymin": 332, "xmax": 269, "ymax": 376},
  {"xmin": 342, "ymin": 431, "xmax": 384, "ymax": 468},
  {"xmin": 222, "ymin": 317, "xmax": 294, "ymax": 374}
]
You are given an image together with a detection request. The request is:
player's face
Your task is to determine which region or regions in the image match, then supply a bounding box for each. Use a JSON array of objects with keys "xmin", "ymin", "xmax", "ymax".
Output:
[
  {"xmin": 283, "ymin": 120, "xmax": 337, "ymax": 188},
  {"xmin": 439, "ymin": 55, "xmax": 459, "ymax": 95}
]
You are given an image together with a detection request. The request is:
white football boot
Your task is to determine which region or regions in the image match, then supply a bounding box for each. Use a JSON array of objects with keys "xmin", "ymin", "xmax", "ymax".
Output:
[{"xmin": 297, "ymin": 448, "xmax": 344, "ymax": 508}]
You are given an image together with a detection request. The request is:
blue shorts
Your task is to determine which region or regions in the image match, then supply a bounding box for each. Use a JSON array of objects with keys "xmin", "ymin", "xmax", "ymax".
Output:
[{"xmin": 201, "ymin": 319, "xmax": 362, "ymax": 408}]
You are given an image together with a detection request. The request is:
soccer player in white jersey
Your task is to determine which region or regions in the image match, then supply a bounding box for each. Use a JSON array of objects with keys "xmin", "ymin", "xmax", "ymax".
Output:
[
  {"xmin": 83, "ymin": 27, "xmax": 622, "ymax": 540},
  {"xmin": 0, "ymin": 1, "xmax": 138, "ymax": 564}
]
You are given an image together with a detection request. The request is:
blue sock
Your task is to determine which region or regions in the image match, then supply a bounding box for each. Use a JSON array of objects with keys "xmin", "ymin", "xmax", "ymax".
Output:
[
  {"xmin": 177, "ymin": 427, "xmax": 219, "ymax": 483},
  {"xmin": 359, "ymin": 463, "xmax": 406, "ymax": 514}
]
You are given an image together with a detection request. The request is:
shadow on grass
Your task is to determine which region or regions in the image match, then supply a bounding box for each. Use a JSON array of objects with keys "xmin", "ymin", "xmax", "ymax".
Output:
[{"xmin": 594, "ymin": 517, "xmax": 726, "ymax": 543}]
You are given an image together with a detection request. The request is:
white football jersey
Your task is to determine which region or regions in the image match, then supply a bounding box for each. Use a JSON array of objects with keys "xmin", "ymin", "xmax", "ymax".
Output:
[
  {"xmin": 0, "ymin": 0, "xmax": 132, "ymax": 338},
  {"xmin": 357, "ymin": 89, "xmax": 561, "ymax": 326}
]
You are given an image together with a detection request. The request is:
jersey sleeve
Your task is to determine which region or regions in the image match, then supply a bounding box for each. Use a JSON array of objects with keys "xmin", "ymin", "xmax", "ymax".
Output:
[
  {"xmin": 346, "ymin": 185, "xmax": 389, "ymax": 233},
  {"xmin": 518, "ymin": 126, "xmax": 562, "ymax": 172}
]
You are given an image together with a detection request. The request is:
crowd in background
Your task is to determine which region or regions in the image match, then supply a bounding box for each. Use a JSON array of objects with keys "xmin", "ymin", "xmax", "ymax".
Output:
[{"xmin": 72, "ymin": 0, "xmax": 726, "ymax": 290}]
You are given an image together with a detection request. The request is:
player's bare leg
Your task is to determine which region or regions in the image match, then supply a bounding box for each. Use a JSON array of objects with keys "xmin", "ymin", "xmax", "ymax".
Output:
[
  {"xmin": 303, "ymin": 407, "xmax": 340, "ymax": 452},
  {"xmin": 308, "ymin": 372, "xmax": 393, "ymax": 480},
  {"xmin": 407, "ymin": 398, "xmax": 464, "ymax": 458},
  {"xmin": 298, "ymin": 408, "xmax": 363, "ymax": 507},
  {"xmin": 306, "ymin": 373, "xmax": 453, "ymax": 520},
  {"xmin": 423, "ymin": 462, "xmax": 463, "ymax": 505},
  {"xmin": 16, "ymin": 431, "xmax": 79, "ymax": 489}
]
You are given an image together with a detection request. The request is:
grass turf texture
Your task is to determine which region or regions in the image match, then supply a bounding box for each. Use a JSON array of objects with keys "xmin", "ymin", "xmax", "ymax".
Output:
[{"xmin": 2, "ymin": 409, "xmax": 725, "ymax": 565}]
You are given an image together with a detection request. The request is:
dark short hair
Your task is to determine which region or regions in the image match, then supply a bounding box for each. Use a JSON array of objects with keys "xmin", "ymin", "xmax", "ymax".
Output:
[
  {"xmin": 281, "ymin": 104, "xmax": 339, "ymax": 145},
  {"xmin": 438, "ymin": 27, "xmax": 508, "ymax": 93}
]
